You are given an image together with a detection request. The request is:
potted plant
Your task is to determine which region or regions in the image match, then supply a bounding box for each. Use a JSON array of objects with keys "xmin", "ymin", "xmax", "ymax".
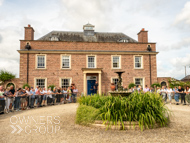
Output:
[{"xmin": 110, "ymin": 83, "xmax": 116, "ymax": 91}]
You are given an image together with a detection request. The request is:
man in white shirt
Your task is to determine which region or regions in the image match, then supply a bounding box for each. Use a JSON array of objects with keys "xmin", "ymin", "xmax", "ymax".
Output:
[
  {"xmin": 47, "ymin": 88, "xmax": 52, "ymax": 105},
  {"xmin": 42, "ymin": 88, "xmax": 47, "ymax": 106},
  {"xmin": 161, "ymin": 86, "xmax": 167, "ymax": 103},
  {"xmin": 167, "ymin": 86, "xmax": 173, "ymax": 104}
]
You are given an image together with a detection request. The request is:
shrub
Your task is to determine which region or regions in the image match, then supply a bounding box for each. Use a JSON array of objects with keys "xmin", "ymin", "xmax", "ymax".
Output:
[
  {"xmin": 77, "ymin": 93, "xmax": 170, "ymax": 131},
  {"xmin": 128, "ymin": 83, "xmax": 136, "ymax": 89},
  {"xmin": 151, "ymin": 83, "xmax": 161, "ymax": 88},
  {"xmin": 22, "ymin": 83, "xmax": 30, "ymax": 89},
  {"xmin": 48, "ymin": 85, "xmax": 55, "ymax": 91},
  {"xmin": 0, "ymin": 70, "xmax": 15, "ymax": 83},
  {"xmin": 76, "ymin": 104, "xmax": 100, "ymax": 125}
]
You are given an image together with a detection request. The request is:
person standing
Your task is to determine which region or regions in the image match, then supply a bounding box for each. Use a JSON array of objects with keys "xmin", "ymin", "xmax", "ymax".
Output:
[
  {"xmin": 15, "ymin": 88, "xmax": 22, "ymax": 111},
  {"xmin": 63, "ymin": 88, "xmax": 67, "ymax": 103},
  {"xmin": 94, "ymin": 81, "xmax": 98, "ymax": 94},
  {"xmin": 161, "ymin": 86, "xmax": 167, "ymax": 103},
  {"xmin": 157, "ymin": 87, "xmax": 161, "ymax": 95},
  {"xmin": 153, "ymin": 85, "xmax": 157, "ymax": 93},
  {"xmin": 56, "ymin": 87, "xmax": 61, "ymax": 104},
  {"xmin": 173, "ymin": 87, "xmax": 179, "ymax": 105},
  {"xmin": 42, "ymin": 88, "xmax": 47, "ymax": 106},
  {"xmin": 52, "ymin": 88, "xmax": 57, "ymax": 105},
  {"xmin": 143, "ymin": 85, "xmax": 150, "ymax": 93},
  {"xmin": 0, "ymin": 86, "xmax": 5, "ymax": 113},
  {"xmin": 9, "ymin": 85, "xmax": 15, "ymax": 111},
  {"xmin": 30, "ymin": 88, "xmax": 36, "ymax": 108},
  {"xmin": 20, "ymin": 89, "xmax": 27, "ymax": 110},
  {"xmin": 133, "ymin": 86, "xmax": 137, "ymax": 92},
  {"xmin": 4, "ymin": 87, "xmax": 14, "ymax": 113},
  {"xmin": 177, "ymin": 86, "xmax": 186, "ymax": 105},
  {"xmin": 185, "ymin": 86, "xmax": 190, "ymax": 106},
  {"xmin": 67, "ymin": 86, "xmax": 72, "ymax": 103},
  {"xmin": 72, "ymin": 86, "xmax": 78, "ymax": 103},
  {"xmin": 167, "ymin": 86, "xmax": 173, "ymax": 104},
  {"xmin": 47, "ymin": 88, "xmax": 53, "ymax": 105}
]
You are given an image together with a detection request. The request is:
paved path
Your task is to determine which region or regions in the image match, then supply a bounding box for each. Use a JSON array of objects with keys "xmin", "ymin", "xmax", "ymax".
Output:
[{"xmin": 0, "ymin": 103, "xmax": 190, "ymax": 143}]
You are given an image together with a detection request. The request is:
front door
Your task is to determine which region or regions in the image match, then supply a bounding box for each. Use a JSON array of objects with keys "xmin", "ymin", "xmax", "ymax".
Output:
[{"xmin": 87, "ymin": 80, "xmax": 96, "ymax": 95}]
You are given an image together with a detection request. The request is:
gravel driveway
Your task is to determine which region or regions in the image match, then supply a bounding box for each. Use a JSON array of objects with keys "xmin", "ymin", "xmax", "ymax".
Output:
[{"xmin": 0, "ymin": 103, "xmax": 190, "ymax": 143}]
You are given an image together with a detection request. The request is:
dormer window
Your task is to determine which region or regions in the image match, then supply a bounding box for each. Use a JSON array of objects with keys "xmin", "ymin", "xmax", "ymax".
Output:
[
  {"xmin": 118, "ymin": 38, "xmax": 129, "ymax": 43},
  {"xmin": 50, "ymin": 36, "xmax": 59, "ymax": 41},
  {"xmin": 83, "ymin": 23, "xmax": 95, "ymax": 36}
]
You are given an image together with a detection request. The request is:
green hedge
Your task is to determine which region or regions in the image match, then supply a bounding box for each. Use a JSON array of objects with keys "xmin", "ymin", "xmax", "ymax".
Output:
[
  {"xmin": 77, "ymin": 92, "xmax": 170, "ymax": 131},
  {"xmin": 76, "ymin": 104, "xmax": 100, "ymax": 125}
]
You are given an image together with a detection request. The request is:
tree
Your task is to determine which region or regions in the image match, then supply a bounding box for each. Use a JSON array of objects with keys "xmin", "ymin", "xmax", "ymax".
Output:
[
  {"xmin": 128, "ymin": 83, "xmax": 136, "ymax": 89},
  {"xmin": 0, "ymin": 70, "xmax": 15, "ymax": 83},
  {"xmin": 151, "ymin": 83, "xmax": 161, "ymax": 88},
  {"xmin": 48, "ymin": 85, "xmax": 55, "ymax": 91}
]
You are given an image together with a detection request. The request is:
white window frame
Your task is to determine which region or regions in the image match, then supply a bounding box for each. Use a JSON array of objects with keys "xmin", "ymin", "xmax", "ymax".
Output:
[
  {"xmin": 60, "ymin": 54, "xmax": 71, "ymax": 69},
  {"xmin": 133, "ymin": 77, "xmax": 145, "ymax": 89},
  {"xmin": 35, "ymin": 54, "xmax": 47, "ymax": 69},
  {"xmin": 34, "ymin": 77, "xmax": 47, "ymax": 89},
  {"xmin": 134, "ymin": 55, "xmax": 143, "ymax": 69},
  {"xmin": 59, "ymin": 77, "xmax": 72, "ymax": 89},
  {"xmin": 111, "ymin": 55, "xmax": 121, "ymax": 69},
  {"xmin": 86, "ymin": 55, "xmax": 96, "ymax": 68}
]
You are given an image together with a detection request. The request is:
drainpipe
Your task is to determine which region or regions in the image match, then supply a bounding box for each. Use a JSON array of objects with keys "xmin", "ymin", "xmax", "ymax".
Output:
[
  {"xmin": 25, "ymin": 43, "xmax": 31, "ymax": 84},
  {"xmin": 147, "ymin": 45, "xmax": 152, "ymax": 86}
]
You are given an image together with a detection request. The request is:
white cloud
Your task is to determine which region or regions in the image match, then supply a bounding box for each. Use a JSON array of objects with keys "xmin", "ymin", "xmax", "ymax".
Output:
[
  {"xmin": 0, "ymin": 0, "xmax": 4, "ymax": 6},
  {"xmin": 174, "ymin": 1, "xmax": 190, "ymax": 26}
]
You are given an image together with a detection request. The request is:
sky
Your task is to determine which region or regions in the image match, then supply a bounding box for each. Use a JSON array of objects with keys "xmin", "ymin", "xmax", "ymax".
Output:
[{"xmin": 0, "ymin": 0, "xmax": 190, "ymax": 80}]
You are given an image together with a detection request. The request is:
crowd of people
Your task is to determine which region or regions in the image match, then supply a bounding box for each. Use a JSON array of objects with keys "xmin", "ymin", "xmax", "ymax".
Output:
[
  {"xmin": 127, "ymin": 85, "xmax": 190, "ymax": 105},
  {"xmin": 0, "ymin": 84, "xmax": 78, "ymax": 113}
]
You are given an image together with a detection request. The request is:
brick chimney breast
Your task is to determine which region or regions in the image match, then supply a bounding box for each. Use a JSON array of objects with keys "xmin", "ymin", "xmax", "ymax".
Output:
[
  {"xmin": 24, "ymin": 24, "xmax": 35, "ymax": 40},
  {"xmin": 137, "ymin": 28, "xmax": 148, "ymax": 43}
]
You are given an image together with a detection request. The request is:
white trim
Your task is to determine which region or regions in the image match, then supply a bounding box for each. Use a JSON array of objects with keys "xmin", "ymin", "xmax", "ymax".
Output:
[
  {"xmin": 35, "ymin": 54, "xmax": 47, "ymax": 69},
  {"xmin": 134, "ymin": 55, "xmax": 144, "ymax": 69},
  {"xmin": 59, "ymin": 77, "xmax": 72, "ymax": 88},
  {"xmin": 34, "ymin": 77, "xmax": 47, "ymax": 89},
  {"xmin": 86, "ymin": 55, "xmax": 97, "ymax": 68},
  {"xmin": 111, "ymin": 55, "xmax": 121, "ymax": 69},
  {"xmin": 133, "ymin": 77, "xmax": 145, "ymax": 89},
  {"xmin": 60, "ymin": 54, "xmax": 71, "ymax": 69}
]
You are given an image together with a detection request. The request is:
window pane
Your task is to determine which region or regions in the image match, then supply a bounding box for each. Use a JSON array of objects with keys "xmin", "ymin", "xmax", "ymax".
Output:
[
  {"xmin": 135, "ymin": 78, "xmax": 143, "ymax": 88},
  {"xmin": 88, "ymin": 56, "xmax": 95, "ymax": 68},
  {"xmin": 62, "ymin": 56, "xmax": 70, "ymax": 68},
  {"xmin": 113, "ymin": 56, "xmax": 120, "ymax": 68},
  {"xmin": 36, "ymin": 79, "xmax": 46, "ymax": 88},
  {"xmin": 37, "ymin": 56, "xmax": 45, "ymax": 68},
  {"xmin": 61, "ymin": 79, "xmax": 71, "ymax": 89},
  {"xmin": 135, "ymin": 56, "xmax": 142, "ymax": 68},
  {"xmin": 112, "ymin": 78, "xmax": 119, "ymax": 90}
]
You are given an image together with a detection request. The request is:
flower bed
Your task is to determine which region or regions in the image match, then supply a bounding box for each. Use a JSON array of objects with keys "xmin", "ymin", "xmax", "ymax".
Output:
[{"xmin": 76, "ymin": 92, "xmax": 170, "ymax": 131}]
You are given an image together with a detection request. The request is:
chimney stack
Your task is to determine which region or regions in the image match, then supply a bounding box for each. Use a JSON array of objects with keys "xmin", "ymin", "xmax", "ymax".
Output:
[
  {"xmin": 137, "ymin": 28, "xmax": 148, "ymax": 43},
  {"xmin": 24, "ymin": 24, "xmax": 35, "ymax": 40}
]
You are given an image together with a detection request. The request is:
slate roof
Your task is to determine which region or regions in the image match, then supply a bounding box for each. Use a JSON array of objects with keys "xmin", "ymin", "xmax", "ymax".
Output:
[
  {"xmin": 37, "ymin": 31, "xmax": 137, "ymax": 43},
  {"xmin": 181, "ymin": 75, "xmax": 190, "ymax": 81}
]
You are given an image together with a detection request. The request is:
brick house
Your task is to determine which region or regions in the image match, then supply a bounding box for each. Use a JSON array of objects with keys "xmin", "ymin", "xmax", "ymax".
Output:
[{"xmin": 17, "ymin": 23, "xmax": 158, "ymax": 95}]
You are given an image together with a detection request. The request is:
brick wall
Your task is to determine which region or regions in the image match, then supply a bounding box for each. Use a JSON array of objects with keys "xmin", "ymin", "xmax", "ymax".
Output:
[
  {"xmin": 19, "ymin": 53, "xmax": 158, "ymax": 93},
  {"xmin": 20, "ymin": 41, "xmax": 156, "ymax": 52}
]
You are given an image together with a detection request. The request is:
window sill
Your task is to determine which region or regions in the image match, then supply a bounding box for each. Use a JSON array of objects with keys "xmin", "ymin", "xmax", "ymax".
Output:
[
  {"xmin": 134, "ymin": 68, "xmax": 144, "ymax": 70},
  {"xmin": 112, "ymin": 68, "xmax": 121, "ymax": 70},
  {"xmin": 61, "ymin": 68, "xmax": 72, "ymax": 70},
  {"xmin": 35, "ymin": 68, "xmax": 47, "ymax": 70}
]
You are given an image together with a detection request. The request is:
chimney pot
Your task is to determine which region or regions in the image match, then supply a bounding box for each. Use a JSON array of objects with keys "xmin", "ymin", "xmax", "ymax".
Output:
[
  {"xmin": 28, "ymin": 24, "xmax": 31, "ymax": 27},
  {"xmin": 141, "ymin": 28, "xmax": 145, "ymax": 31}
]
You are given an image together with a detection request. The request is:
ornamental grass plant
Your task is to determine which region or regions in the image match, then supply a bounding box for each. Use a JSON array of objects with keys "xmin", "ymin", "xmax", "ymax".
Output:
[{"xmin": 77, "ymin": 92, "xmax": 170, "ymax": 131}]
